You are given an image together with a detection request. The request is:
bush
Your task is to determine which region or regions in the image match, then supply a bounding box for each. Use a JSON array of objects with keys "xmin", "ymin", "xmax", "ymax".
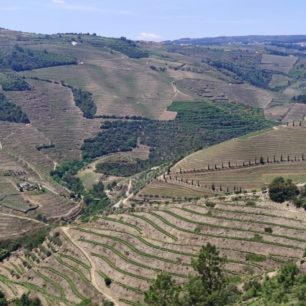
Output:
[
  {"xmin": 246, "ymin": 253, "xmax": 266, "ymax": 262},
  {"xmin": 264, "ymin": 227, "xmax": 273, "ymax": 233},
  {"xmin": 268, "ymin": 177, "xmax": 299, "ymax": 203},
  {"xmin": 245, "ymin": 200, "xmax": 256, "ymax": 207},
  {"xmin": 104, "ymin": 277, "xmax": 112, "ymax": 287}
]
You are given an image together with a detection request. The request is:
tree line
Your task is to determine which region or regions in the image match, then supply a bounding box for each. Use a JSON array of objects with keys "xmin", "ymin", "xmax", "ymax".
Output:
[
  {"xmin": 0, "ymin": 45, "xmax": 77, "ymax": 71},
  {"xmin": 175, "ymin": 153, "xmax": 306, "ymax": 175}
]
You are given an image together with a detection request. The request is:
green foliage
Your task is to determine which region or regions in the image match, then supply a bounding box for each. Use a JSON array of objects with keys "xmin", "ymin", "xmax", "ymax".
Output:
[
  {"xmin": 22, "ymin": 229, "xmax": 48, "ymax": 251},
  {"xmin": 0, "ymin": 45, "xmax": 77, "ymax": 71},
  {"xmin": 292, "ymin": 94, "xmax": 306, "ymax": 103},
  {"xmin": 71, "ymin": 88, "xmax": 97, "ymax": 119},
  {"xmin": 0, "ymin": 290, "xmax": 8, "ymax": 306},
  {"xmin": 104, "ymin": 276, "xmax": 112, "ymax": 287},
  {"xmin": 191, "ymin": 244, "xmax": 225, "ymax": 294},
  {"xmin": 144, "ymin": 273, "xmax": 181, "ymax": 306},
  {"xmin": 245, "ymin": 200, "xmax": 256, "ymax": 207},
  {"xmin": 77, "ymin": 300, "xmax": 94, "ymax": 306},
  {"xmin": 264, "ymin": 227, "xmax": 273, "ymax": 234},
  {"xmin": 144, "ymin": 247, "xmax": 306, "ymax": 306},
  {"xmin": 89, "ymin": 36, "xmax": 149, "ymax": 58},
  {"xmin": 209, "ymin": 59, "xmax": 272, "ymax": 88},
  {"xmin": 0, "ymin": 248, "xmax": 10, "ymax": 261},
  {"xmin": 245, "ymin": 253, "xmax": 266, "ymax": 262},
  {"xmin": 83, "ymin": 121, "xmax": 140, "ymax": 159},
  {"xmin": 50, "ymin": 160, "xmax": 85, "ymax": 196},
  {"xmin": 242, "ymin": 263, "xmax": 306, "ymax": 304},
  {"xmin": 51, "ymin": 161, "xmax": 110, "ymax": 218},
  {"xmin": 293, "ymin": 187, "xmax": 306, "ymax": 210},
  {"xmin": 82, "ymin": 182, "xmax": 110, "ymax": 219},
  {"xmin": 0, "ymin": 73, "xmax": 31, "ymax": 91},
  {"xmin": 14, "ymin": 293, "xmax": 42, "ymax": 306},
  {"xmin": 0, "ymin": 229, "xmax": 48, "ymax": 260},
  {"xmin": 0, "ymin": 93, "xmax": 29, "ymax": 123},
  {"xmin": 0, "ymin": 292, "xmax": 42, "ymax": 306},
  {"xmin": 144, "ymin": 243, "xmax": 238, "ymax": 306},
  {"xmin": 84, "ymin": 101, "xmax": 273, "ymax": 176},
  {"xmin": 269, "ymin": 177, "xmax": 299, "ymax": 203}
]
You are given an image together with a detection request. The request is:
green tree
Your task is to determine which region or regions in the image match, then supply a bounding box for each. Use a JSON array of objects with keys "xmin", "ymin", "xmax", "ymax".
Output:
[
  {"xmin": 268, "ymin": 177, "xmax": 299, "ymax": 203},
  {"xmin": 192, "ymin": 244, "xmax": 225, "ymax": 294},
  {"xmin": 182, "ymin": 243, "xmax": 234, "ymax": 306},
  {"xmin": 0, "ymin": 290, "xmax": 8, "ymax": 306},
  {"xmin": 14, "ymin": 293, "xmax": 42, "ymax": 306},
  {"xmin": 144, "ymin": 273, "xmax": 181, "ymax": 306}
]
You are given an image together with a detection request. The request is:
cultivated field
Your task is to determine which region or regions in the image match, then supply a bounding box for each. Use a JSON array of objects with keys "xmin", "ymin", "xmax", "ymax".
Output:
[
  {"xmin": 0, "ymin": 126, "xmax": 81, "ymax": 234},
  {"xmin": 23, "ymin": 55, "xmax": 180, "ymax": 120},
  {"xmin": 6, "ymin": 79, "xmax": 101, "ymax": 163},
  {"xmin": 260, "ymin": 54, "xmax": 298, "ymax": 73},
  {"xmin": 136, "ymin": 125, "xmax": 306, "ymax": 198},
  {"xmin": 173, "ymin": 125, "xmax": 306, "ymax": 172},
  {"xmin": 1, "ymin": 194, "xmax": 305, "ymax": 305},
  {"xmin": 0, "ymin": 229, "xmax": 107, "ymax": 305}
]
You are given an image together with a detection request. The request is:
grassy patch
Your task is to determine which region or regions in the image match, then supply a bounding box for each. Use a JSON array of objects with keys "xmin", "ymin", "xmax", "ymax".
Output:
[{"xmin": 246, "ymin": 253, "xmax": 266, "ymax": 262}]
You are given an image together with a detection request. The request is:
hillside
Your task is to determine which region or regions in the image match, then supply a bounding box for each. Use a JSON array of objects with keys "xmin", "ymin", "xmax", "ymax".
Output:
[
  {"xmin": 139, "ymin": 124, "xmax": 306, "ymax": 198},
  {"xmin": 0, "ymin": 193, "xmax": 306, "ymax": 305},
  {"xmin": 2, "ymin": 28, "xmax": 306, "ymax": 305}
]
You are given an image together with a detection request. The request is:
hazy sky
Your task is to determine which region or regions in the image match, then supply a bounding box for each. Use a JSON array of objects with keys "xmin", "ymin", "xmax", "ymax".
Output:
[{"xmin": 1, "ymin": 0, "xmax": 305, "ymax": 40}]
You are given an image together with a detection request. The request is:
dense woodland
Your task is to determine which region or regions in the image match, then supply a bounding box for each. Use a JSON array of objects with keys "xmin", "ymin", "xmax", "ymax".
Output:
[
  {"xmin": 71, "ymin": 87, "xmax": 97, "ymax": 118},
  {"xmin": 84, "ymin": 101, "xmax": 273, "ymax": 176},
  {"xmin": 0, "ymin": 73, "xmax": 31, "ymax": 91},
  {"xmin": 208, "ymin": 60, "xmax": 272, "ymax": 88},
  {"xmin": 0, "ymin": 45, "xmax": 77, "ymax": 71},
  {"xmin": 0, "ymin": 93, "xmax": 29, "ymax": 123}
]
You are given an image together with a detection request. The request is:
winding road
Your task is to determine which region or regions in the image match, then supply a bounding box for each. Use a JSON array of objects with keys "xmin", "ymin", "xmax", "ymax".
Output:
[{"xmin": 61, "ymin": 227, "xmax": 119, "ymax": 306}]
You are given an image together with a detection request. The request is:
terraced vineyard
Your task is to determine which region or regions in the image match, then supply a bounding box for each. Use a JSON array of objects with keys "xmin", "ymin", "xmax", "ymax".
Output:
[
  {"xmin": 6, "ymin": 79, "xmax": 101, "ymax": 163},
  {"xmin": 0, "ymin": 193, "xmax": 304, "ymax": 305},
  {"xmin": 0, "ymin": 230, "xmax": 108, "ymax": 305},
  {"xmin": 138, "ymin": 125, "xmax": 306, "ymax": 198}
]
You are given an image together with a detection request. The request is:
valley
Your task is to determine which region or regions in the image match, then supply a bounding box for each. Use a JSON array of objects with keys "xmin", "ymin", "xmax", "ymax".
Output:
[{"xmin": 1, "ymin": 28, "xmax": 306, "ymax": 305}]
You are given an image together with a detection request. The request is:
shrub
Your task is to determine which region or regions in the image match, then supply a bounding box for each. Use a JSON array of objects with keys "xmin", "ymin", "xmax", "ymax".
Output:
[
  {"xmin": 268, "ymin": 177, "xmax": 299, "ymax": 203},
  {"xmin": 246, "ymin": 253, "xmax": 266, "ymax": 262},
  {"xmin": 205, "ymin": 201, "xmax": 215, "ymax": 208},
  {"xmin": 104, "ymin": 277, "xmax": 112, "ymax": 287},
  {"xmin": 264, "ymin": 227, "xmax": 273, "ymax": 234},
  {"xmin": 246, "ymin": 200, "xmax": 256, "ymax": 207}
]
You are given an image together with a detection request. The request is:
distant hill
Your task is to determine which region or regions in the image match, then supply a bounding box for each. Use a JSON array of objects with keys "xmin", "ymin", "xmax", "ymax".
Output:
[{"xmin": 165, "ymin": 35, "xmax": 306, "ymax": 45}]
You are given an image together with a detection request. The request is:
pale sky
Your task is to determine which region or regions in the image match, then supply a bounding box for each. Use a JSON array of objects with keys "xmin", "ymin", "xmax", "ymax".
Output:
[{"xmin": 0, "ymin": 0, "xmax": 305, "ymax": 40}]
